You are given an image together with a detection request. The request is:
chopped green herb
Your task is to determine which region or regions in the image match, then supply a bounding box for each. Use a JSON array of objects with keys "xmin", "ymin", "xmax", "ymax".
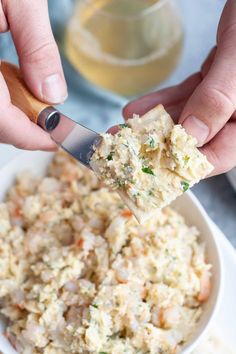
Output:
[
  {"xmin": 134, "ymin": 192, "xmax": 141, "ymax": 197},
  {"xmin": 108, "ymin": 332, "xmax": 119, "ymax": 340},
  {"xmin": 119, "ymin": 123, "xmax": 128, "ymax": 128},
  {"xmin": 91, "ymin": 303, "xmax": 98, "ymax": 309},
  {"xmin": 173, "ymin": 152, "xmax": 179, "ymax": 160},
  {"xmin": 158, "ymin": 349, "xmax": 165, "ymax": 354},
  {"xmin": 184, "ymin": 155, "xmax": 190, "ymax": 165},
  {"xmin": 106, "ymin": 151, "xmax": 114, "ymax": 161},
  {"xmin": 129, "ymin": 179, "xmax": 135, "ymax": 185},
  {"xmin": 179, "ymin": 340, "xmax": 186, "ymax": 345},
  {"xmin": 181, "ymin": 181, "xmax": 190, "ymax": 192},
  {"xmin": 115, "ymin": 180, "xmax": 125, "ymax": 188},
  {"xmin": 122, "ymin": 143, "xmax": 129, "ymax": 148},
  {"xmin": 148, "ymin": 190, "xmax": 154, "ymax": 196},
  {"xmin": 148, "ymin": 136, "xmax": 155, "ymax": 149},
  {"xmin": 99, "ymin": 352, "xmax": 108, "ymax": 354},
  {"xmin": 142, "ymin": 166, "xmax": 155, "ymax": 176}
]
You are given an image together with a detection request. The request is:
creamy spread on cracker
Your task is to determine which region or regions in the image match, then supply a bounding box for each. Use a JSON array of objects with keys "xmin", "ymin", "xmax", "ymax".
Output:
[{"xmin": 91, "ymin": 105, "xmax": 213, "ymax": 222}]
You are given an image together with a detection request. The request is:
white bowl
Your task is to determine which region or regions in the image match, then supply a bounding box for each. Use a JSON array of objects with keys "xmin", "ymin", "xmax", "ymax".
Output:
[{"xmin": 0, "ymin": 151, "xmax": 223, "ymax": 354}]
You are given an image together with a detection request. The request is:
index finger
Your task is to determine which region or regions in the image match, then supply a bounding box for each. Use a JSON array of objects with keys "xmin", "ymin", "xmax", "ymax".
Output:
[{"xmin": 5, "ymin": 0, "xmax": 67, "ymax": 104}]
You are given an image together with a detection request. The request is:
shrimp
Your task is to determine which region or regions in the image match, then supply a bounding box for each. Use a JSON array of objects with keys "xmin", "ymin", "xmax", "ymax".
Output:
[
  {"xmin": 115, "ymin": 269, "xmax": 129, "ymax": 284},
  {"xmin": 151, "ymin": 306, "xmax": 162, "ymax": 327},
  {"xmin": 198, "ymin": 270, "xmax": 211, "ymax": 303},
  {"xmin": 121, "ymin": 209, "xmax": 133, "ymax": 218},
  {"xmin": 160, "ymin": 306, "xmax": 180, "ymax": 329}
]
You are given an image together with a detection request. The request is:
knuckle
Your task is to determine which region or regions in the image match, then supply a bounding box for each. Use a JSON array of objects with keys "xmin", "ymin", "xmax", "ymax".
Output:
[
  {"xmin": 201, "ymin": 123, "xmax": 236, "ymax": 175},
  {"xmin": 13, "ymin": 138, "xmax": 28, "ymax": 150},
  {"xmin": 13, "ymin": 136, "xmax": 32, "ymax": 150},
  {"xmin": 20, "ymin": 40, "xmax": 59, "ymax": 65},
  {"xmin": 218, "ymin": 22, "xmax": 236, "ymax": 44},
  {"xmin": 201, "ymin": 85, "xmax": 235, "ymax": 117}
]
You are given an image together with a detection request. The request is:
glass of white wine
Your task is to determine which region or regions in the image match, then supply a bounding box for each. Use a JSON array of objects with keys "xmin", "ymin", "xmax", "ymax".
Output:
[{"xmin": 64, "ymin": 0, "xmax": 183, "ymax": 96}]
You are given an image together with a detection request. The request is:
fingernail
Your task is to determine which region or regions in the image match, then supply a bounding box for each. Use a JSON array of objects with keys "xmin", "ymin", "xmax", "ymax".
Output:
[
  {"xmin": 182, "ymin": 116, "xmax": 209, "ymax": 147},
  {"xmin": 41, "ymin": 74, "xmax": 68, "ymax": 104}
]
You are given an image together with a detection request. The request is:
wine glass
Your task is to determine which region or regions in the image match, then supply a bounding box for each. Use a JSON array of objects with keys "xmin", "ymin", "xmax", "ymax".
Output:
[{"xmin": 64, "ymin": 0, "xmax": 184, "ymax": 96}]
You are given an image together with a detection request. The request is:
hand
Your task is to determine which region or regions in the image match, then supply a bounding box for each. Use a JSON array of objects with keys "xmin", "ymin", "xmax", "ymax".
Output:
[
  {"xmin": 0, "ymin": 0, "xmax": 67, "ymax": 150},
  {"xmin": 123, "ymin": 0, "xmax": 236, "ymax": 176}
]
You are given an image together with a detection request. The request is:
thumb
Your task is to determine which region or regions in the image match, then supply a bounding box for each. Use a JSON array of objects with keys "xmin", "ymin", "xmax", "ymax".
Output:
[
  {"xmin": 179, "ymin": 0, "xmax": 236, "ymax": 147},
  {"xmin": 5, "ymin": 0, "xmax": 67, "ymax": 104}
]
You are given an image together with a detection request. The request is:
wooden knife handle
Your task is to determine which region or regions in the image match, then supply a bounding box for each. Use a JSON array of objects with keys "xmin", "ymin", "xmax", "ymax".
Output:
[{"xmin": 0, "ymin": 61, "xmax": 49, "ymax": 123}]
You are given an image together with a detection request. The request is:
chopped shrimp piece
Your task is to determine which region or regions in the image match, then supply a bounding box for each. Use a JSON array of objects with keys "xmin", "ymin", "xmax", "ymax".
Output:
[
  {"xmin": 121, "ymin": 209, "xmax": 133, "ymax": 218},
  {"xmin": 151, "ymin": 306, "xmax": 162, "ymax": 327},
  {"xmin": 71, "ymin": 215, "xmax": 85, "ymax": 232},
  {"xmin": 38, "ymin": 178, "xmax": 61, "ymax": 194},
  {"xmin": 40, "ymin": 210, "xmax": 58, "ymax": 223},
  {"xmin": 115, "ymin": 269, "xmax": 129, "ymax": 283},
  {"xmin": 76, "ymin": 238, "xmax": 84, "ymax": 248},
  {"xmin": 160, "ymin": 306, "xmax": 181, "ymax": 329},
  {"xmin": 198, "ymin": 271, "xmax": 211, "ymax": 302}
]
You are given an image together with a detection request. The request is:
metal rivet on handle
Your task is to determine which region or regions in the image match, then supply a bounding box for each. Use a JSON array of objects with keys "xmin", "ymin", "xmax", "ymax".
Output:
[{"xmin": 45, "ymin": 112, "xmax": 60, "ymax": 131}]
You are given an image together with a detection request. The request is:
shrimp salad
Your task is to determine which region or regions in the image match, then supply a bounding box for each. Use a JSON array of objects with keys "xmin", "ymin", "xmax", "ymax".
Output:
[
  {"xmin": 91, "ymin": 105, "xmax": 213, "ymax": 222},
  {"xmin": 0, "ymin": 151, "xmax": 211, "ymax": 354}
]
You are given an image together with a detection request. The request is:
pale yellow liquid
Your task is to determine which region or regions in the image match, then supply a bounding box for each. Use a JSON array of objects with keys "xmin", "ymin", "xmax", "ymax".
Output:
[{"xmin": 65, "ymin": 0, "xmax": 183, "ymax": 96}]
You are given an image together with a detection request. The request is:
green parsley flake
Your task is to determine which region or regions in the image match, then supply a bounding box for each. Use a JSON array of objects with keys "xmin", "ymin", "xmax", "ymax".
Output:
[
  {"xmin": 184, "ymin": 155, "xmax": 190, "ymax": 165},
  {"xmin": 91, "ymin": 303, "xmax": 98, "ymax": 309},
  {"xmin": 115, "ymin": 179, "xmax": 125, "ymax": 188},
  {"xmin": 99, "ymin": 352, "xmax": 108, "ymax": 354},
  {"xmin": 181, "ymin": 181, "xmax": 190, "ymax": 192},
  {"xmin": 142, "ymin": 166, "xmax": 155, "ymax": 176},
  {"xmin": 129, "ymin": 179, "xmax": 135, "ymax": 184},
  {"xmin": 119, "ymin": 123, "xmax": 128, "ymax": 128},
  {"xmin": 133, "ymin": 192, "xmax": 141, "ymax": 198},
  {"xmin": 148, "ymin": 136, "xmax": 155, "ymax": 149},
  {"xmin": 107, "ymin": 151, "xmax": 114, "ymax": 161},
  {"xmin": 158, "ymin": 349, "xmax": 166, "ymax": 354}
]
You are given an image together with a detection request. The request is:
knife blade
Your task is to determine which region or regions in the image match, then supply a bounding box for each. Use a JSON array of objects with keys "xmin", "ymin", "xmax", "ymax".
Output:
[{"xmin": 38, "ymin": 107, "xmax": 102, "ymax": 168}]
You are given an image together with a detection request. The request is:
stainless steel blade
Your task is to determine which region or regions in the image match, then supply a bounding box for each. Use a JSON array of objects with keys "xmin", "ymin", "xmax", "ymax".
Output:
[{"xmin": 38, "ymin": 107, "xmax": 102, "ymax": 168}]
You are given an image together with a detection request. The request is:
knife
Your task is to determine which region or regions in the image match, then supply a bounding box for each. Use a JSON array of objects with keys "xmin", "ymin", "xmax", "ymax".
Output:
[{"xmin": 0, "ymin": 61, "xmax": 102, "ymax": 168}]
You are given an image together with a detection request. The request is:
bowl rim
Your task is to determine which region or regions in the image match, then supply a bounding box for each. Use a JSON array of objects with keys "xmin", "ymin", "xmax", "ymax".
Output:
[
  {"xmin": 0, "ymin": 151, "xmax": 223, "ymax": 354},
  {"xmin": 178, "ymin": 191, "xmax": 223, "ymax": 353}
]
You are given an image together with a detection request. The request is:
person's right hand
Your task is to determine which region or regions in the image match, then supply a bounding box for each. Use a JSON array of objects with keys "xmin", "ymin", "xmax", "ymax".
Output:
[
  {"xmin": 0, "ymin": 0, "xmax": 67, "ymax": 151},
  {"xmin": 123, "ymin": 0, "xmax": 236, "ymax": 176}
]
